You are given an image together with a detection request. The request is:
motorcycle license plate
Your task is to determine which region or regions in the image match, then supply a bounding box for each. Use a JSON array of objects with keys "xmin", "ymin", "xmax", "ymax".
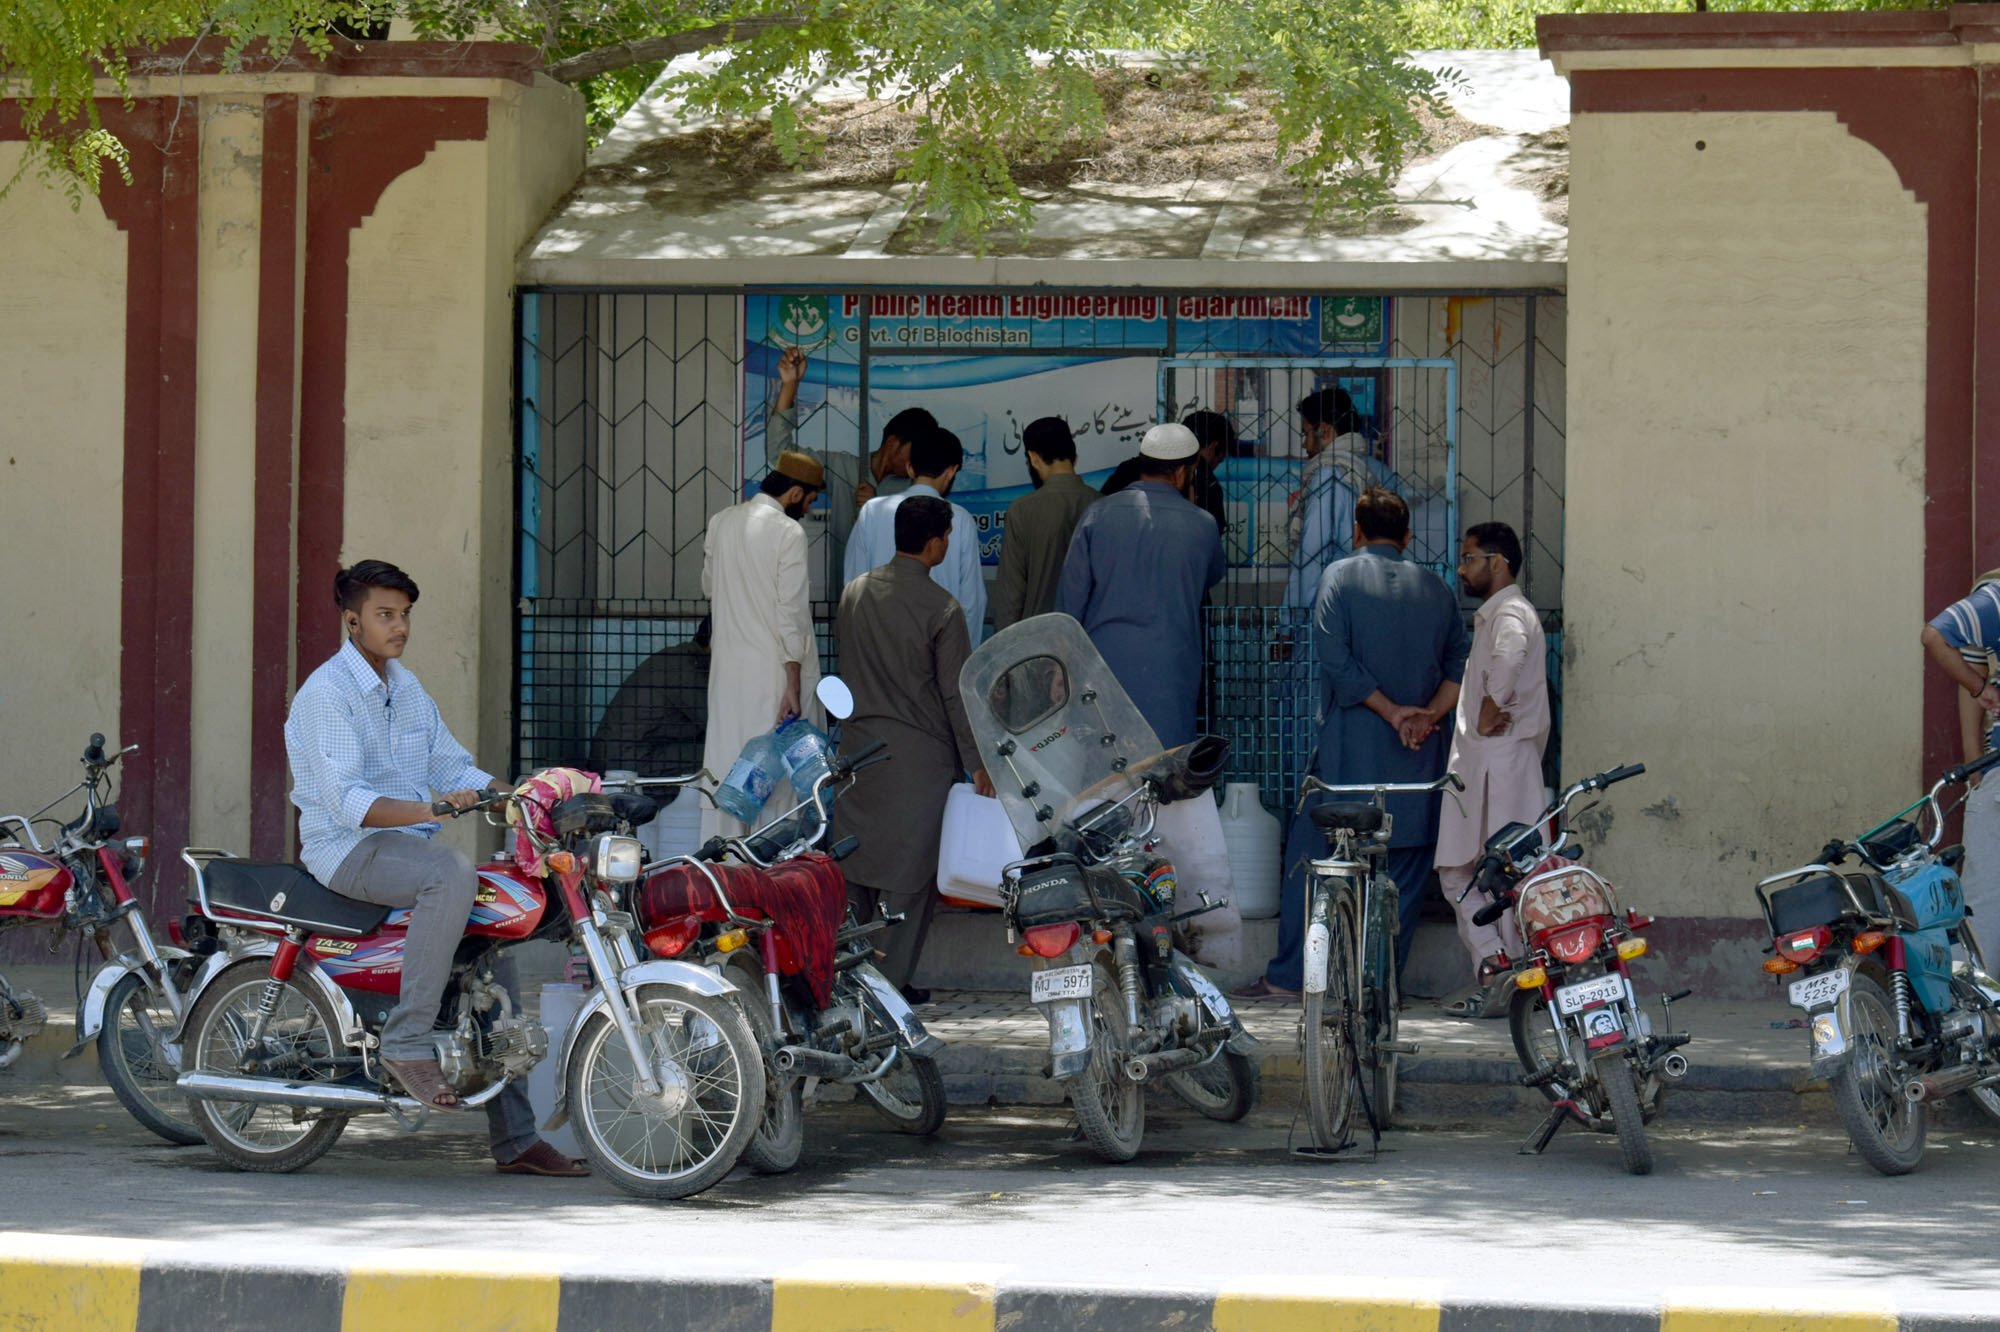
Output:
[
  {"xmin": 1031, "ymin": 964, "xmax": 1093, "ymax": 1003},
  {"xmin": 1789, "ymin": 968, "xmax": 1849, "ymax": 1011},
  {"xmin": 1554, "ymin": 972, "xmax": 1626, "ymax": 1015}
]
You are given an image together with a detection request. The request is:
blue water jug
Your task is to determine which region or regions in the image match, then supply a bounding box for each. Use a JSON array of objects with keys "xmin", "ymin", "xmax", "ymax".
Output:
[
  {"xmin": 776, "ymin": 717, "xmax": 834, "ymax": 800},
  {"xmin": 714, "ymin": 730, "xmax": 785, "ymax": 824}
]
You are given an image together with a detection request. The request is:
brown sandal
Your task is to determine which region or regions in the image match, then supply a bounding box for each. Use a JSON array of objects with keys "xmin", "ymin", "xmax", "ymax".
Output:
[{"xmin": 381, "ymin": 1056, "xmax": 465, "ymax": 1111}]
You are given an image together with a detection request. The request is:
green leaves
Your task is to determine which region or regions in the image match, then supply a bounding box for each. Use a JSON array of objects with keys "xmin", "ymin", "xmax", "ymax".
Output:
[{"xmin": 0, "ymin": 0, "xmax": 1953, "ymax": 229}]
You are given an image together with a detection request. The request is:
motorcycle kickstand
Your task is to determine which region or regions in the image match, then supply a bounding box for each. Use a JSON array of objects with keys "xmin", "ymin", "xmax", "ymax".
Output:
[{"xmin": 1520, "ymin": 1098, "xmax": 1584, "ymax": 1155}]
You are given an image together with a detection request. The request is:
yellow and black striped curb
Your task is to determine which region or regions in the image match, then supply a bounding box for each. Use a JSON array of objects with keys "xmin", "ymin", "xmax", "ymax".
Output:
[{"xmin": 2, "ymin": 1234, "xmax": 1990, "ymax": 1332}]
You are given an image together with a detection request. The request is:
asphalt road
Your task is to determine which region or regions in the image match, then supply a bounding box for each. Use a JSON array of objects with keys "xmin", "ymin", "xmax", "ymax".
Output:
[{"xmin": 5, "ymin": 1080, "xmax": 1998, "ymax": 1319}]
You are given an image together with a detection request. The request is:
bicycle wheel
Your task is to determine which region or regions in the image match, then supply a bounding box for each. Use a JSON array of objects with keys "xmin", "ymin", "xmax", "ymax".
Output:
[
  {"xmin": 98, "ymin": 969, "xmax": 202, "ymax": 1145},
  {"xmin": 1362, "ymin": 882, "xmax": 1400, "ymax": 1124},
  {"xmin": 1301, "ymin": 895, "xmax": 1359, "ymax": 1150}
]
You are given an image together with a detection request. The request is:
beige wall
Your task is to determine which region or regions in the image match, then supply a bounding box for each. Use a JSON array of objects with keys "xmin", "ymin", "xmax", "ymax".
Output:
[
  {"xmin": 0, "ymin": 143, "xmax": 128, "ymax": 827},
  {"xmin": 192, "ymin": 98, "xmax": 266, "ymax": 852},
  {"xmin": 1564, "ymin": 111, "xmax": 1927, "ymax": 917},
  {"xmin": 341, "ymin": 76, "xmax": 583, "ymax": 855}
]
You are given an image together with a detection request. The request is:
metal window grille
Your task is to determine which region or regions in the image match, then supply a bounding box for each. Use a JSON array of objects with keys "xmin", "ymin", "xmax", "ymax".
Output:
[{"xmin": 515, "ymin": 290, "xmax": 1566, "ymax": 801}]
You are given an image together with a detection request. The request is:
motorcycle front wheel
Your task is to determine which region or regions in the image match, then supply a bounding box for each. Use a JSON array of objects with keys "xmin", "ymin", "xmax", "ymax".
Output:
[
  {"xmin": 183, "ymin": 959, "xmax": 349, "ymax": 1173},
  {"xmin": 1301, "ymin": 898, "xmax": 1359, "ymax": 1149},
  {"xmin": 567, "ymin": 983, "xmax": 765, "ymax": 1199},
  {"xmin": 1163, "ymin": 1049, "xmax": 1259, "ymax": 1122},
  {"xmin": 1830, "ymin": 970, "xmax": 1927, "ymax": 1175},
  {"xmin": 851, "ymin": 972, "xmax": 947, "ymax": 1136},
  {"xmin": 1508, "ymin": 986, "xmax": 1575, "ymax": 1104},
  {"xmin": 725, "ymin": 962, "xmax": 804, "ymax": 1175},
  {"xmin": 1598, "ymin": 1055, "xmax": 1654, "ymax": 1176},
  {"xmin": 98, "ymin": 969, "xmax": 202, "ymax": 1145},
  {"xmin": 1068, "ymin": 960, "xmax": 1144, "ymax": 1162}
]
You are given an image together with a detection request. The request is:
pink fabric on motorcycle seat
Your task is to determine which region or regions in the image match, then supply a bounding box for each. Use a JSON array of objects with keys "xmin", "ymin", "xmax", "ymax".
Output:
[
  {"xmin": 636, "ymin": 854, "xmax": 848, "ymax": 1008},
  {"xmin": 508, "ymin": 767, "xmax": 602, "ymax": 875}
]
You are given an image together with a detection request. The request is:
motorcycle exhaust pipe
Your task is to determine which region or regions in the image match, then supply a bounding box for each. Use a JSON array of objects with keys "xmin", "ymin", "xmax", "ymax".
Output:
[
  {"xmin": 0, "ymin": 1040, "xmax": 22, "ymax": 1071},
  {"xmin": 177, "ymin": 1070, "xmax": 509, "ymax": 1114},
  {"xmin": 772, "ymin": 1045, "xmax": 860, "ymax": 1081},
  {"xmin": 1902, "ymin": 1064, "xmax": 1993, "ymax": 1105},
  {"xmin": 1121, "ymin": 1047, "xmax": 1206, "ymax": 1083},
  {"xmin": 1659, "ymin": 1052, "xmax": 1690, "ymax": 1082}
]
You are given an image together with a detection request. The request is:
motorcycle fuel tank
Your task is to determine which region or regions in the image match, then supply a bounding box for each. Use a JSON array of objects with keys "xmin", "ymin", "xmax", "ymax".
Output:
[
  {"xmin": 310, "ymin": 864, "xmax": 549, "ymax": 997},
  {"xmin": 0, "ymin": 850, "xmax": 72, "ymax": 920}
]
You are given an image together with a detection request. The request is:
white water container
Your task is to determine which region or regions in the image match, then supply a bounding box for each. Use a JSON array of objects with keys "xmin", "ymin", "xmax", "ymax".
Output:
[
  {"xmin": 935, "ymin": 785, "xmax": 1019, "ymax": 908},
  {"xmin": 1218, "ymin": 782, "xmax": 1282, "ymax": 919},
  {"xmin": 526, "ymin": 982, "xmax": 587, "ymax": 1157},
  {"xmin": 642, "ymin": 790, "xmax": 704, "ymax": 865}
]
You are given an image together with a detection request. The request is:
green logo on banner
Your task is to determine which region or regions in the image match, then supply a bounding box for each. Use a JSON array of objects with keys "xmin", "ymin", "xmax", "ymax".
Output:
[
  {"xmin": 1322, "ymin": 296, "xmax": 1383, "ymax": 347},
  {"xmin": 777, "ymin": 294, "xmax": 832, "ymax": 349}
]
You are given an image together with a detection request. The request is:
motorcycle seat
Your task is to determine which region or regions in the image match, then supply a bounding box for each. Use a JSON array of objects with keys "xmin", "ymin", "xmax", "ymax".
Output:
[
  {"xmin": 635, "ymin": 854, "xmax": 847, "ymax": 1007},
  {"xmin": 1766, "ymin": 869, "xmax": 1917, "ymax": 934},
  {"xmin": 197, "ymin": 860, "xmax": 390, "ymax": 938},
  {"xmin": 1311, "ymin": 802, "xmax": 1386, "ymax": 837}
]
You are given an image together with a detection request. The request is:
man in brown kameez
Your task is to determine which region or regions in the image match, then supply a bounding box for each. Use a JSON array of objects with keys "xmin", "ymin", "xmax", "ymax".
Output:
[{"xmin": 831, "ymin": 496, "xmax": 995, "ymax": 1000}]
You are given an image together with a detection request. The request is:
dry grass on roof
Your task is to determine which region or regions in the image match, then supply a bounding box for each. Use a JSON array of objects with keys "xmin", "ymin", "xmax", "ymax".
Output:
[{"xmin": 588, "ymin": 69, "xmax": 1498, "ymax": 205}]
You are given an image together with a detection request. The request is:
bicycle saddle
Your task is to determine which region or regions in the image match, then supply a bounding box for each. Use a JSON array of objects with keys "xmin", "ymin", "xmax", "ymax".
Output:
[{"xmin": 1311, "ymin": 802, "xmax": 1385, "ymax": 835}]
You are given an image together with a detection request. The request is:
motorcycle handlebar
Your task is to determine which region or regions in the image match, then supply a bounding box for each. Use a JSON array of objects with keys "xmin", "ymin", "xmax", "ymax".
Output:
[
  {"xmin": 431, "ymin": 788, "xmax": 509, "ymax": 818},
  {"xmin": 1592, "ymin": 762, "xmax": 1646, "ymax": 790},
  {"xmin": 1471, "ymin": 898, "xmax": 1510, "ymax": 928},
  {"xmin": 84, "ymin": 733, "xmax": 105, "ymax": 765},
  {"xmin": 1945, "ymin": 748, "xmax": 2000, "ymax": 787},
  {"xmin": 835, "ymin": 740, "xmax": 890, "ymax": 779}
]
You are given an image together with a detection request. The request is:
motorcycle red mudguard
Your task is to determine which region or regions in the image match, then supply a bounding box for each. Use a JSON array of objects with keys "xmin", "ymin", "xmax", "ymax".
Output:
[{"xmin": 636, "ymin": 853, "xmax": 848, "ymax": 1008}]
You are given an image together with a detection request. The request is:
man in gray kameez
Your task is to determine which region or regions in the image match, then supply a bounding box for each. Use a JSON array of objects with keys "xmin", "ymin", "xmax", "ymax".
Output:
[
  {"xmin": 830, "ymin": 496, "xmax": 994, "ymax": 996},
  {"xmin": 768, "ymin": 346, "xmax": 928, "ymax": 568},
  {"xmin": 1240, "ymin": 487, "xmax": 1469, "ymax": 999}
]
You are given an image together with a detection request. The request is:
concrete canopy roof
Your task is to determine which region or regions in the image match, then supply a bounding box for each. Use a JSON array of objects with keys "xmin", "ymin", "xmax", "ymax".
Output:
[{"xmin": 520, "ymin": 49, "xmax": 1568, "ymax": 291}]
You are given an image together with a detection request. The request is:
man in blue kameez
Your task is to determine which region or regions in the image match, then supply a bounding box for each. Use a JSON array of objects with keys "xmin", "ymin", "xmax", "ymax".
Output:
[
  {"xmin": 1238, "ymin": 487, "xmax": 1469, "ymax": 1000},
  {"xmin": 1055, "ymin": 422, "xmax": 1243, "ymax": 967}
]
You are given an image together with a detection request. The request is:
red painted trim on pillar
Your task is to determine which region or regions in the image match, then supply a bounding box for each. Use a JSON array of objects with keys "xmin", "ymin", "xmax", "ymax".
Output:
[
  {"xmin": 294, "ymin": 97, "xmax": 489, "ymax": 683},
  {"xmin": 1977, "ymin": 69, "xmax": 2000, "ymax": 580},
  {"xmin": 83, "ymin": 101, "xmax": 201, "ymax": 919},
  {"xmin": 252, "ymin": 94, "xmax": 301, "ymax": 861},
  {"xmin": 1567, "ymin": 66, "xmax": 1977, "ymax": 788}
]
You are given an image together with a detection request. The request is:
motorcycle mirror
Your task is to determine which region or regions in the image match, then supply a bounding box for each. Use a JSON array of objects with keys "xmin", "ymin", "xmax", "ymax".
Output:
[{"xmin": 815, "ymin": 676, "xmax": 855, "ymax": 721}]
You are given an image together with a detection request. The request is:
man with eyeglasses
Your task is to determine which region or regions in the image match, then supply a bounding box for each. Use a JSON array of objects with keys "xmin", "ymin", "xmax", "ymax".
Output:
[{"xmin": 1434, "ymin": 522, "xmax": 1550, "ymax": 1017}]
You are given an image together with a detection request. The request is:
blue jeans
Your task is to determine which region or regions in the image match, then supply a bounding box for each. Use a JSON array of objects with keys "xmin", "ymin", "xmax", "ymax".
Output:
[{"xmin": 1266, "ymin": 805, "xmax": 1434, "ymax": 992}]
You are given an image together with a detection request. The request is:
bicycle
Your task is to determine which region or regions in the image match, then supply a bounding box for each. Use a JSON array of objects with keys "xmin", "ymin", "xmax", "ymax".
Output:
[{"xmin": 1292, "ymin": 771, "xmax": 1462, "ymax": 1151}]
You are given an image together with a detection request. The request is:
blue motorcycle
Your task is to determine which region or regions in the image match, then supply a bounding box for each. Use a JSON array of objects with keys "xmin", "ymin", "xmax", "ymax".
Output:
[{"xmin": 1754, "ymin": 751, "xmax": 2000, "ymax": 1174}]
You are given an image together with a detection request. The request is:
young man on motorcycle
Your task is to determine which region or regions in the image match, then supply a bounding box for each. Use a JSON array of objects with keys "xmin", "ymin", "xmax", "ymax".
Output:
[{"xmin": 284, "ymin": 559, "xmax": 588, "ymax": 1176}]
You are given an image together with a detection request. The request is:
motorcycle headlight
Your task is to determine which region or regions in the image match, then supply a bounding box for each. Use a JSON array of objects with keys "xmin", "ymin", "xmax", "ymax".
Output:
[{"xmin": 593, "ymin": 834, "xmax": 644, "ymax": 883}]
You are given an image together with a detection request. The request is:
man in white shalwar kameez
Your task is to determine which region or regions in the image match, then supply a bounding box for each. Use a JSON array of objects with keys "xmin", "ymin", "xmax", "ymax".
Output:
[
  {"xmin": 700, "ymin": 451, "xmax": 825, "ymax": 840},
  {"xmin": 1434, "ymin": 522, "xmax": 1549, "ymax": 1016}
]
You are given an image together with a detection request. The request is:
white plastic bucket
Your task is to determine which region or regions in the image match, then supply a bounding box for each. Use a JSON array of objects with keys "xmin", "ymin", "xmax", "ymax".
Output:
[
  {"xmin": 525, "ymin": 982, "xmax": 587, "ymax": 1157},
  {"xmin": 935, "ymin": 785, "xmax": 1019, "ymax": 908}
]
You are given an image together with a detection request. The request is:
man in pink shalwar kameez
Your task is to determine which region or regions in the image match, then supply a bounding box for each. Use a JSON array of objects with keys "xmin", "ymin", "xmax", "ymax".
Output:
[{"xmin": 1434, "ymin": 522, "xmax": 1549, "ymax": 1016}]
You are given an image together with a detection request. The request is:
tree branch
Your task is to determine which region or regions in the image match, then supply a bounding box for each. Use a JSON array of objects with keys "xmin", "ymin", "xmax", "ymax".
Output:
[{"xmin": 544, "ymin": 15, "xmax": 812, "ymax": 84}]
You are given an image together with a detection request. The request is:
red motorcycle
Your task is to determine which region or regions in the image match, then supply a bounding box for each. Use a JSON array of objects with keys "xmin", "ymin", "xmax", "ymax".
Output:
[
  {"xmin": 0, "ymin": 733, "xmax": 199, "ymax": 1144},
  {"xmin": 171, "ymin": 778, "xmax": 766, "ymax": 1198},
  {"xmin": 632, "ymin": 679, "xmax": 948, "ymax": 1172},
  {"xmin": 1466, "ymin": 763, "xmax": 1692, "ymax": 1174}
]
